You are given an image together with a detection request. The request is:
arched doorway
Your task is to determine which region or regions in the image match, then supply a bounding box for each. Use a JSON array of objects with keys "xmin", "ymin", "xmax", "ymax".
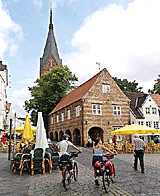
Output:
[
  {"xmin": 66, "ymin": 130, "xmax": 72, "ymax": 142},
  {"xmin": 88, "ymin": 127, "xmax": 103, "ymax": 142},
  {"xmin": 55, "ymin": 131, "xmax": 58, "ymax": 141},
  {"xmin": 73, "ymin": 129, "xmax": 81, "ymax": 145},
  {"xmin": 59, "ymin": 130, "xmax": 64, "ymax": 141},
  {"xmin": 50, "ymin": 132, "xmax": 53, "ymax": 141}
]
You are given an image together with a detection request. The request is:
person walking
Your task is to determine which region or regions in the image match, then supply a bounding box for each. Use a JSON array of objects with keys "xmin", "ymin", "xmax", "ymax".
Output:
[
  {"xmin": 59, "ymin": 134, "xmax": 82, "ymax": 181},
  {"xmin": 92, "ymin": 137, "xmax": 114, "ymax": 186},
  {"xmin": 132, "ymin": 133, "xmax": 146, "ymax": 173},
  {"xmin": 112, "ymin": 135, "xmax": 116, "ymax": 148},
  {"xmin": 87, "ymin": 136, "xmax": 92, "ymax": 148}
]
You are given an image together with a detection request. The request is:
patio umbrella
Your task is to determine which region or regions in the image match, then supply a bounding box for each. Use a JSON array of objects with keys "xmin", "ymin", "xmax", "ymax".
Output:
[
  {"xmin": 35, "ymin": 112, "xmax": 48, "ymax": 151},
  {"xmin": 9, "ymin": 126, "xmax": 37, "ymax": 133},
  {"xmin": 111, "ymin": 124, "xmax": 159, "ymax": 135},
  {"xmin": 21, "ymin": 115, "xmax": 34, "ymax": 141}
]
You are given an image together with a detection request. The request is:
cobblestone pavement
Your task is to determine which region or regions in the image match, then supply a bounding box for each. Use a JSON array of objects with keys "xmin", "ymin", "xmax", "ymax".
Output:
[{"xmin": 0, "ymin": 147, "xmax": 160, "ymax": 196}]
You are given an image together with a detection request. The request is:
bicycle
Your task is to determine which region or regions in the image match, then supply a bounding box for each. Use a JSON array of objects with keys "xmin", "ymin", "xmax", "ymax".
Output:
[
  {"xmin": 94, "ymin": 152, "xmax": 116, "ymax": 193},
  {"xmin": 61, "ymin": 151, "xmax": 80, "ymax": 190}
]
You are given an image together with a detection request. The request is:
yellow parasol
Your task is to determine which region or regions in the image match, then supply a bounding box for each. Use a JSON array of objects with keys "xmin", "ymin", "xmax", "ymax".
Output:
[
  {"xmin": 111, "ymin": 124, "xmax": 159, "ymax": 135},
  {"xmin": 21, "ymin": 115, "xmax": 34, "ymax": 141},
  {"xmin": 9, "ymin": 126, "xmax": 37, "ymax": 134}
]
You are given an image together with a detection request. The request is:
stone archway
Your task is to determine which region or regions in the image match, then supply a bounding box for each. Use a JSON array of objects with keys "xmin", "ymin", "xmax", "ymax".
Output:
[
  {"xmin": 59, "ymin": 130, "xmax": 64, "ymax": 141},
  {"xmin": 73, "ymin": 129, "xmax": 81, "ymax": 145},
  {"xmin": 50, "ymin": 132, "xmax": 53, "ymax": 141},
  {"xmin": 66, "ymin": 130, "xmax": 72, "ymax": 142},
  {"xmin": 88, "ymin": 127, "xmax": 103, "ymax": 142},
  {"xmin": 55, "ymin": 131, "xmax": 58, "ymax": 141}
]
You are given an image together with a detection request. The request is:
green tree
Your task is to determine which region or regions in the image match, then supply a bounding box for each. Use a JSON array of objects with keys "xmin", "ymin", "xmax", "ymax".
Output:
[
  {"xmin": 150, "ymin": 75, "xmax": 160, "ymax": 94},
  {"xmin": 113, "ymin": 77, "xmax": 143, "ymax": 92},
  {"xmin": 24, "ymin": 65, "xmax": 78, "ymax": 131}
]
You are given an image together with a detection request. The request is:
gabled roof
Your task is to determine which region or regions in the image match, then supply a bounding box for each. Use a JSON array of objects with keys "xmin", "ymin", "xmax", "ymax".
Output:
[
  {"xmin": 151, "ymin": 94, "xmax": 160, "ymax": 108},
  {"xmin": 40, "ymin": 8, "xmax": 62, "ymax": 71},
  {"xmin": 123, "ymin": 91, "xmax": 147, "ymax": 118},
  {"xmin": 49, "ymin": 69, "xmax": 103, "ymax": 115}
]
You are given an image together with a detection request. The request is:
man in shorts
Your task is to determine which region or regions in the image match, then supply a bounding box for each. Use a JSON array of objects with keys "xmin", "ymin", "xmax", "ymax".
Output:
[{"xmin": 59, "ymin": 134, "xmax": 82, "ymax": 180}]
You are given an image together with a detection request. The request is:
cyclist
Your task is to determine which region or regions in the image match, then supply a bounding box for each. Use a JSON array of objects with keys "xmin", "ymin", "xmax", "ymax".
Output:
[
  {"xmin": 92, "ymin": 137, "xmax": 114, "ymax": 186},
  {"xmin": 59, "ymin": 134, "xmax": 81, "ymax": 181}
]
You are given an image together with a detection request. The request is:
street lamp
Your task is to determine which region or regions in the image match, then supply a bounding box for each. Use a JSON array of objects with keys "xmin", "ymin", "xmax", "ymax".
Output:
[{"xmin": 8, "ymin": 111, "xmax": 14, "ymax": 160}]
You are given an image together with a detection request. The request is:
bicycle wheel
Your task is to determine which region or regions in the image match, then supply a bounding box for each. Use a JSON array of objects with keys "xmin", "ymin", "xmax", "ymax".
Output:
[
  {"xmin": 63, "ymin": 169, "xmax": 71, "ymax": 190},
  {"xmin": 102, "ymin": 171, "xmax": 110, "ymax": 193},
  {"xmin": 73, "ymin": 162, "xmax": 78, "ymax": 181}
]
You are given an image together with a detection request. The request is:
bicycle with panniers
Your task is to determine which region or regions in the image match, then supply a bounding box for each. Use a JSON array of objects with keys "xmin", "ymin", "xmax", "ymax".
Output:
[
  {"xmin": 59, "ymin": 150, "xmax": 80, "ymax": 190},
  {"xmin": 94, "ymin": 152, "xmax": 116, "ymax": 193}
]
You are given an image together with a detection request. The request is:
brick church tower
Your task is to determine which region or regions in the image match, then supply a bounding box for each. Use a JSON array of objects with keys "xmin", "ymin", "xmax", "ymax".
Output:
[{"xmin": 40, "ymin": 5, "xmax": 62, "ymax": 77}]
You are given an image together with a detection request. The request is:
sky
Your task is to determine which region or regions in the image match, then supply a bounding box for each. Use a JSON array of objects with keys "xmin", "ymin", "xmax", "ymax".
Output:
[{"xmin": 1, "ymin": 0, "xmax": 160, "ymax": 118}]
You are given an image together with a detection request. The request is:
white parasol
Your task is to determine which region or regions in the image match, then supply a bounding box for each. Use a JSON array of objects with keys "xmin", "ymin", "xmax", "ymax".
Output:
[{"xmin": 35, "ymin": 112, "xmax": 48, "ymax": 151}]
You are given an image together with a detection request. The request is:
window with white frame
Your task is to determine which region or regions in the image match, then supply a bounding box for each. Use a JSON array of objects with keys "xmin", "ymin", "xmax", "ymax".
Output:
[
  {"xmin": 92, "ymin": 104, "xmax": 102, "ymax": 115},
  {"xmin": 61, "ymin": 112, "xmax": 64, "ymax": 121},
  {"xmin": 51, "ymin": 116, "xmax": 53, "ymax": 124},
  {"xmin": 57, "ymin": 115, "xmax": 59, "ymax": 123},
  {"xmin": 138, "ymin": 121, "xmax": 144, "ymax": 125},
  {"xmin": 102, "ymin": 84, "xmax": 110, "ymax": 93},
  {"xmin": 67, "ymin": 110, "xmax": 70, "ymax": 119},
  {"xmin": 146, "ymin": 107, "xmax": 150, "ymax": 114},
  {"xmin": 152, "ymin": 108, "xmax": 157, "ymax": 115},
  {"xmin": 154, "ymin": 121, "xmax": 159, "ymax": 129},
  {"xmin": 76, "ymin": 105, "xmax": 80, "ymax": 117},
  {"xmin": 146, "ymin": 121, "xmax": 152, "ymax": 127},
  {"xmin": 113, "ymin": 105, "xmax": 121, "ymax": 115}
]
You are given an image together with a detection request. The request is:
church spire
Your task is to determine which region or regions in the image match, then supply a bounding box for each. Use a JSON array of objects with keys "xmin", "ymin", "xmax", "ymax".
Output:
[
  {"xmin": 40, "ymin": 2, "xmax": 62, "ymax": 76},
  {"xmin": 49, "ymin": 2, "xmax": 53, "ymax": 30}
]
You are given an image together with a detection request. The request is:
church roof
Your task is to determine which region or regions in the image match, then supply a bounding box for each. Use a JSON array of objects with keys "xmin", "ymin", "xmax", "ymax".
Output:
[
  {"xmin": 49, "ymin": 69, "xmax": 103, "ymax": 115},
  {"xmin": 40, "ymin": 8, "xmax": 62, "ymax": 71}
]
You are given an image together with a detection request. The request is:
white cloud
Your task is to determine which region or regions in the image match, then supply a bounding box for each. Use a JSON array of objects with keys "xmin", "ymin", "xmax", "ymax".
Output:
[
  {"xmin": 0, "ymin": 0, "xmax": 23, "ymax": 58},
  {"xmin": 33, "ymin": 0, "xmax": 43, "ymax": 10},
  {"xmin": 63, "ymin": 0, "xmax": 160, "ymax": 93},
  {"xmin": 9, "ymin": 86, "xmax": 31, "ymax": 118}
]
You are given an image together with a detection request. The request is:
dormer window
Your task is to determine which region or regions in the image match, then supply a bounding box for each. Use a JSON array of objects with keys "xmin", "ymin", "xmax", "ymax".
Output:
[{"xmin": 102, "ymin": 84, "xmax": 110, "ymax": 93}]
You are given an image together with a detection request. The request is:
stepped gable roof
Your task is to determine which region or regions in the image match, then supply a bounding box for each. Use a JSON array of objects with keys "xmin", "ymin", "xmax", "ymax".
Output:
[
  {"xmin": 151, "ymin": 94, "xmax": 160, "ymax": 108},
  {"xmin": 124, "ymin": 91, "xmax": 147, "ymax": 118},
  {"xmin": 40, "ymin": 8, "xmax": 62, "ymax": 71},
  {"xmin": 49, "ymin": 69, "xmax": 103, "ymax": 115}
]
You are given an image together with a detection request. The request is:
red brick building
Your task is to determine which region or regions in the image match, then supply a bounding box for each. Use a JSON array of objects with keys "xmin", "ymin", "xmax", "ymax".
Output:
[{"xmin": 48, "ymin": 68, "xmax": 130, "ymax": 146}]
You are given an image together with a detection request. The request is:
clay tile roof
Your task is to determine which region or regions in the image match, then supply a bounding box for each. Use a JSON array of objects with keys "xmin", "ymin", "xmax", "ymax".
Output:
[
  {"xmin": 49, "ymin": 69, "xmax": 104, "ymax": 115},
  {"xmin": 151, "ymin": 94, "xmax": 160, "ymax": 108}
]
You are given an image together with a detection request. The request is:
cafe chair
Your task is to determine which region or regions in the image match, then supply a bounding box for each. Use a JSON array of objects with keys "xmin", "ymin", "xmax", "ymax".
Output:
[
  {"xmin": 45, "ymin": 147, "xmax": 60, "ymax": 173},
  {"xmin": 12, "ymin": 148, "xmax": 31, "ymax": 175},
  {"xmin": 31, "ymin": 148, "xmax": 45, "ymax": 175},
  {"xmin": 1, "ymin": 143, "xmax": 8, "ymax": 153}
]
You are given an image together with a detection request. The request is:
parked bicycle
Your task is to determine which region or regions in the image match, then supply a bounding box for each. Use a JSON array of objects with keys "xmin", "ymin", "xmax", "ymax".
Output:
[
  {"xmin": 94, "ymin": 152, "xmax": 117, "ymax": 193},
  {"xmin": 60, "ymin": 151, "xmax": 80, "ymax": 190}
]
